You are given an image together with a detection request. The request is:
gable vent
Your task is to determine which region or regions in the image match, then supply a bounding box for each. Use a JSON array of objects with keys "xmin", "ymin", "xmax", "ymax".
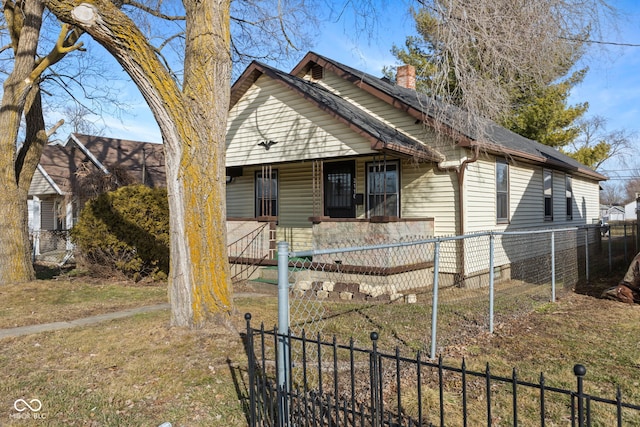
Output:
[{"xmin": 311, "ymin": 64, "xmax": 324, "ymax": 80}]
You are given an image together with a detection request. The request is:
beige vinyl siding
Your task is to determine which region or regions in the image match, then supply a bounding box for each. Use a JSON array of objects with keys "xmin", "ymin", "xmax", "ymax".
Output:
[
  {"xmin": 400, "ymin": 160, "xmax": 458, "ymax": 236},
  {"xmin": 225, "ymin": 174, "xmax": 254, "ymax": 218},
  {"xmin": 465, "ymin": 158, "xmax": 496, "ymax": 232},
  {"xmin": 28, "ymin": 168, "xmax": 57, "ymax": 196},
  {"xmin": 508, "ymin": 165, "xmax": 542, "ymax": 229},
  {"xmin": 226, "ymin": 76, "xmax": 377, "ymax": 168},
  {"xmin": 569, "ymin": 175, "xmax": 600, "ymax": 225}
]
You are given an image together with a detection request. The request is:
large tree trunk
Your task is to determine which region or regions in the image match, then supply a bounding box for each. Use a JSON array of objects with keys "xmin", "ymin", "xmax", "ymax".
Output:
[
  {"xmin": 45, "ymin": 0, "xmax": 233, "ymax": 327},
  {"xmin": 0, "ymin": 0, "xmax": 45, "ymax": 285}
]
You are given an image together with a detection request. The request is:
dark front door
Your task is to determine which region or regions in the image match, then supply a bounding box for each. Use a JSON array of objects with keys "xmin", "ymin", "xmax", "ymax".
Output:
[{"xmin": 324, "ymin": 161, "xmax": 356, "ymax": 218}]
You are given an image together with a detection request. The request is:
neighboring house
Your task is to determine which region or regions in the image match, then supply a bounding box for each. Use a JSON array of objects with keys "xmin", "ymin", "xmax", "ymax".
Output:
[
  {"xmin": 625, "ymin": 200, "xmax": 639, "ymax": 222},
  {"xmin": 28, "ymin": 133, "xmax": 165, "ymax": 257},
  {"xmin": 599, "ymin": 205, "xmax": 625, "ymax": 222},
  {"xmin": 224, "ymin": 52, "xmax": 607, "ymax": 287}
]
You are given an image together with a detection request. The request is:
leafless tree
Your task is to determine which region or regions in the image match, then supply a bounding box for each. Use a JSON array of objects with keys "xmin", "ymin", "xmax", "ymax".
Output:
[
  {"xmin": 567, "ymin": 115, "xmax": 635, "ymax": 171},
  {"xmin": 413, "ymin": 0, "xmax": 616, "ymax": 142}
]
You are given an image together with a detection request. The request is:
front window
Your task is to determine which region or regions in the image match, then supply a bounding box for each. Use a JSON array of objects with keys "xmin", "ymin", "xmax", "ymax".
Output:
[
  {"xmin": 544, "ymin": 169, "xmax": 553, "ymax": 221},
  {"xmin": 255, "ymin": 169, "xmax": 278, "ymax": 217},
  {"xmin": 367, "ymin": 161, "xmax": 399, "ymax": 217},
  {"xmin": 566, "ymin": 175, "xmax": 573, "ymax": 220},
  {"xmin": 496, "ymin": 159, "xmax": 509, "ymax": 223}
]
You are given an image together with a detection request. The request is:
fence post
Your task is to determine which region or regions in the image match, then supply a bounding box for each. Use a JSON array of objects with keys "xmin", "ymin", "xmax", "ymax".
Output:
[
  {"xmin": 551, "ymin": 231, "xmax": 556, "ymax": 303},
  {"xmin": 370, "ymin": 332, "xmax": 381, "ymax": 427},
  {"xmin": 489, "ymin": 233, "xmax": 495, "ymax": 333},
  {"xmin": 277, "ymin": 241, "xmax": 290, "ymax": 405},
  {"xmin": 624, "ymin": 223, "xmax": 628, "ymax": 264},
  {"xmin": 245, "ymin": 313, "xmax": 256, "ymax": 427},
  {"xmin": 574, "ymin": 364, "xmax": 587, "ymax": 427},
  {"xmin": 608, "ymin": 228, "xmax": 613, "ymax": 273},
  {"xmin": 585, "ymin": 229, "xmax": 590, "ymax": 283},
  {"xmin": 430, "ymin": 240, "xmax": 441, "ymax": 359}
]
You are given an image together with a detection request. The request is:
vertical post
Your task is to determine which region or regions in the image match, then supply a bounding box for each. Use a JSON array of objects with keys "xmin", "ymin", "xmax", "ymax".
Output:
[
  {"xmin": 277, "ymin": 241, "xmax": 290, "ymax": 400},
  {"xmin": 430, "ymin": 240, "xmax": 441, "ymax": 360},
  {"xmin": 370, "ymin": 332, "xmax": 381, "ymax": 427},
  {"xmin": 608, "ymin": 228, "xmax": 612, "ymax": 273},
  {"xmin": 585, "ymin": 229, "xmax": 590, "ymax": 283},
  {"xmin": 551, "ymin": 231, "xmax": 556, "ymax": 303},
  {"xmin": 624, "ymin": 223, "xmax": 628, "ymax": 264},
  {"xmin": 245, "ymin": 314, "xmax": 256, "ymax": 427},
  {"xmin": 636, "ymin": 194, "xmax": 640, "ymax": 254},
  {"xmin": 574, "ymin": 364, "xmax": 587, "ymax": 427},
  {"xmin": 488, "ymin": 233, "xmax": 495, "ymax": 333}
]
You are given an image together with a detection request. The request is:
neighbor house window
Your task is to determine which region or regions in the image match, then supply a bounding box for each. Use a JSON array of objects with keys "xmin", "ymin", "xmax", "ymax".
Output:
[
  {"xmin": 566, "ymin": 175, "xmax": 573, "ymax": 220},
  {"xmin": 544, "ymin": 169, "xmax": 553, "ymax": 221},
  {"xmin": 255, "ymin": 169, "xmax": 278, "ymax": 217},
  {"xmin": 367, "ymin": 161, "xmax": 399, "ymax": 217},
  {"xmin": 496, "ymin": 159, "xmax": 509, "ymax": 223}
]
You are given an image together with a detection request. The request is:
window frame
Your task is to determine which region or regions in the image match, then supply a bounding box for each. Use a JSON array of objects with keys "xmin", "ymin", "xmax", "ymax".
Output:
[
  {"xmin": 255, "ymin": 169, "xmax": 278, "ymax": 217},
  {"xmin": 565, "ymin": 174, "xmax": 573, "ymax": 220},
  {"xmin": 366, "ymin": 160, "xmax": 400, "ymax": 218},
  {"xmin": 543, "ymin": 169, "xmax": 553, "ymax": 221},
  {"xmin": 496, "ymin": 159, "xmax": 509, "ymax": 224}
]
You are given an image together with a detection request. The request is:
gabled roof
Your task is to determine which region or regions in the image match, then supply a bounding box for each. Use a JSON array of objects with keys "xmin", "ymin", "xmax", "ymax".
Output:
[
  {"xmin": 233, "ymin": 51, "xmax": 605, "ymax": 181},
  {"xmin": 231, "ymin": 61, "xmax": 444, "ymax": 162},
  {"xmin": 35, "ymin": 133, "xmax": 165, "ymax": 195}
]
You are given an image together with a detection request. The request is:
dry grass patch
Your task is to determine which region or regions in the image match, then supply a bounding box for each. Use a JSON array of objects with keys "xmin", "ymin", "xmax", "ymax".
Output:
[
  {"xmin": 0, "ymin": 299, "xmax": 278, "ymax": 426},
  {"xmin": 0, "ymin": 279, "xmax": 167, "ymax": 329}
]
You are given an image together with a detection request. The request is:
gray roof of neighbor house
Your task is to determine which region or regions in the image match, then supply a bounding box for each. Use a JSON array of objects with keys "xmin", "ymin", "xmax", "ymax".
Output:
[
  {"xmin": 36, "ymin": 134, "xmax": 165, "ymax": 195},
  {"xmin": 231, "ymin": 51, "xmax": 606, "ymax": 181}
]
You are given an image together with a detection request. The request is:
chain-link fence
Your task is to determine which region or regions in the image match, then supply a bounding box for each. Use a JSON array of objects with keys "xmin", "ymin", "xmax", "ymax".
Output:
[{"xmin": 276, "ymin": 225, "xmax": 618, "ymax": 379}]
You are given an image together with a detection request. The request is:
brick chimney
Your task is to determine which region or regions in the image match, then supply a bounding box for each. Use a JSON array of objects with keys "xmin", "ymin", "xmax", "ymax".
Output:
[{"xmin": 396, "ymin": 65, "xmax": 416, "ymax": 90}]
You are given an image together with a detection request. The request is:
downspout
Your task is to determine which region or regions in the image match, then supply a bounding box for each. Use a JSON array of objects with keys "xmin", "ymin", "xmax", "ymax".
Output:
[
  {"xmin": 437, "ymin": 144, "xmax": 480, "ymax": 284},
  {"xmin": 437, "ymin": 144, "xmax": 480, "ymax": 236}
]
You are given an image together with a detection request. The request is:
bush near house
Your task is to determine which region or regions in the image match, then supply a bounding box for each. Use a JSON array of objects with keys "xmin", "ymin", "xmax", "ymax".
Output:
[{"xmin": 71, "ymin": 184, "xmax": 169, "ymax": 281}]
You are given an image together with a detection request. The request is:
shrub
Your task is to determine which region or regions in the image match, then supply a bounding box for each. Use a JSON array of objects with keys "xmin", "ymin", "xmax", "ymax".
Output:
[{"xmin": 71, "ymin": 185, "xmax": 169, "ymax": 281}]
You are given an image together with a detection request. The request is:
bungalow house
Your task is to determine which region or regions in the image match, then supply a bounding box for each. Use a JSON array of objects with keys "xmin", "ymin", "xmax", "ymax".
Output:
[
  {"xmin": 28, "ymin": 133, "xmax": 165, "ymax": 258},
  {"xmin": 224, "ymin": 52, "xmax": 606, "ymax": 288}
]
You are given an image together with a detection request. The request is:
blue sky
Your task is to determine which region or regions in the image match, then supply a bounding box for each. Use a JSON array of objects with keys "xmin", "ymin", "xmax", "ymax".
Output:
[{"xmin": 96, "ymin": 1, "xmax": 640, "ymax": 178}]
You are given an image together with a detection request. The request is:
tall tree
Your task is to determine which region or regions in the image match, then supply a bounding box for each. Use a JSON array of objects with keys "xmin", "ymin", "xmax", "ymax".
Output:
[
  {"xmin": 387, "ymin": 6, "xmax": 591, "ymax": 148},
  {"xmin": 42, "ymin": 0, "xmax": 234, "ymax": 328},
  {"xmin": 0, "ymin": 0, "xmax": 82, "ymax": 284},
  {"xmin": 388, "ymin": 1, "xmax": 614, "ymax": 144},
  {"xmin": 42, "ymin": 0, "xmax": 377, "ymax": 328}
]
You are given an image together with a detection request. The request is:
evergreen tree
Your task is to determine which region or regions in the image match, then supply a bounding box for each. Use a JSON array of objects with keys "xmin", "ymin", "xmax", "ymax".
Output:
[{"xmin": 387, "ymin": 6, "xmax": 604, "ymax": 160}]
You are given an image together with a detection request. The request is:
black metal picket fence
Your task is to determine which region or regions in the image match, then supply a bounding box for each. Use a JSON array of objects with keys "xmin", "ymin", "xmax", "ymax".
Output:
[{"xmin": 244, "ymin": 314, "xmax": 640, "ymax": 427}]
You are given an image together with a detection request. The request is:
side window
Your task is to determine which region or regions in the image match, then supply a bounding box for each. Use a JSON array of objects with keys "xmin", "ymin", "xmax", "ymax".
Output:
[
  {"xmin": 544, "ymin": 169, "xmax": 553, "ymax": 221},
  {"xmin": 566, "ymin": 175, "xmax": 573, "ymax": 220},
  {"xmin": 255, "ymin": 169, "xmax": 278, "ymax": 217},
  {"xmin": 496, "ymin": 159, "xmax": 509, "ymax": 223},
  {"xmin": 367, "ymin": 161, "xmax": 399, "ymax": 217}
]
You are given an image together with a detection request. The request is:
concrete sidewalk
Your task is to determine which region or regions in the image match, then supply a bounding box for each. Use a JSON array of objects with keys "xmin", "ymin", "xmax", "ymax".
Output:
[{"xmin": 0, "ymin": 303, "xmax": 170, "ymax": 339}]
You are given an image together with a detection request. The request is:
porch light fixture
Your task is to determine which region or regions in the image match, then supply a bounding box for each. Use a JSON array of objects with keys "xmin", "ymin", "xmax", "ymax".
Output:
[{"xmin": 258, "ymin": 140, "xmax": 278, "ymax": 150}]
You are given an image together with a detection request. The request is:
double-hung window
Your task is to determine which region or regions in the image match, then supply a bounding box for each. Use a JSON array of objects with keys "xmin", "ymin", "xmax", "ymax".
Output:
[
  {"xmin": 255, "ymin": 169, "xmax": 278, "ymax": 217},
  {"xmin": 566, "ymin": 175, "xmax": 573, "ymax": 220},
  {"xmin": 544, "ymin": 169, "xmax": 553, "ymax": 221},
  {"xmin": 496, "ymin": 159, "xmax": 509, "ymax": 223},
  {"xmin": 367, "ymin": 161, "xmax": 399, "ymax": 217}
]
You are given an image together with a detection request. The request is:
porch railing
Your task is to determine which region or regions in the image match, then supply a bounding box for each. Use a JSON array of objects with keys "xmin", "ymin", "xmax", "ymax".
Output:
[{"xmin": 227, "ymin": 221, "xmax": 276, "ymax": 284}]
